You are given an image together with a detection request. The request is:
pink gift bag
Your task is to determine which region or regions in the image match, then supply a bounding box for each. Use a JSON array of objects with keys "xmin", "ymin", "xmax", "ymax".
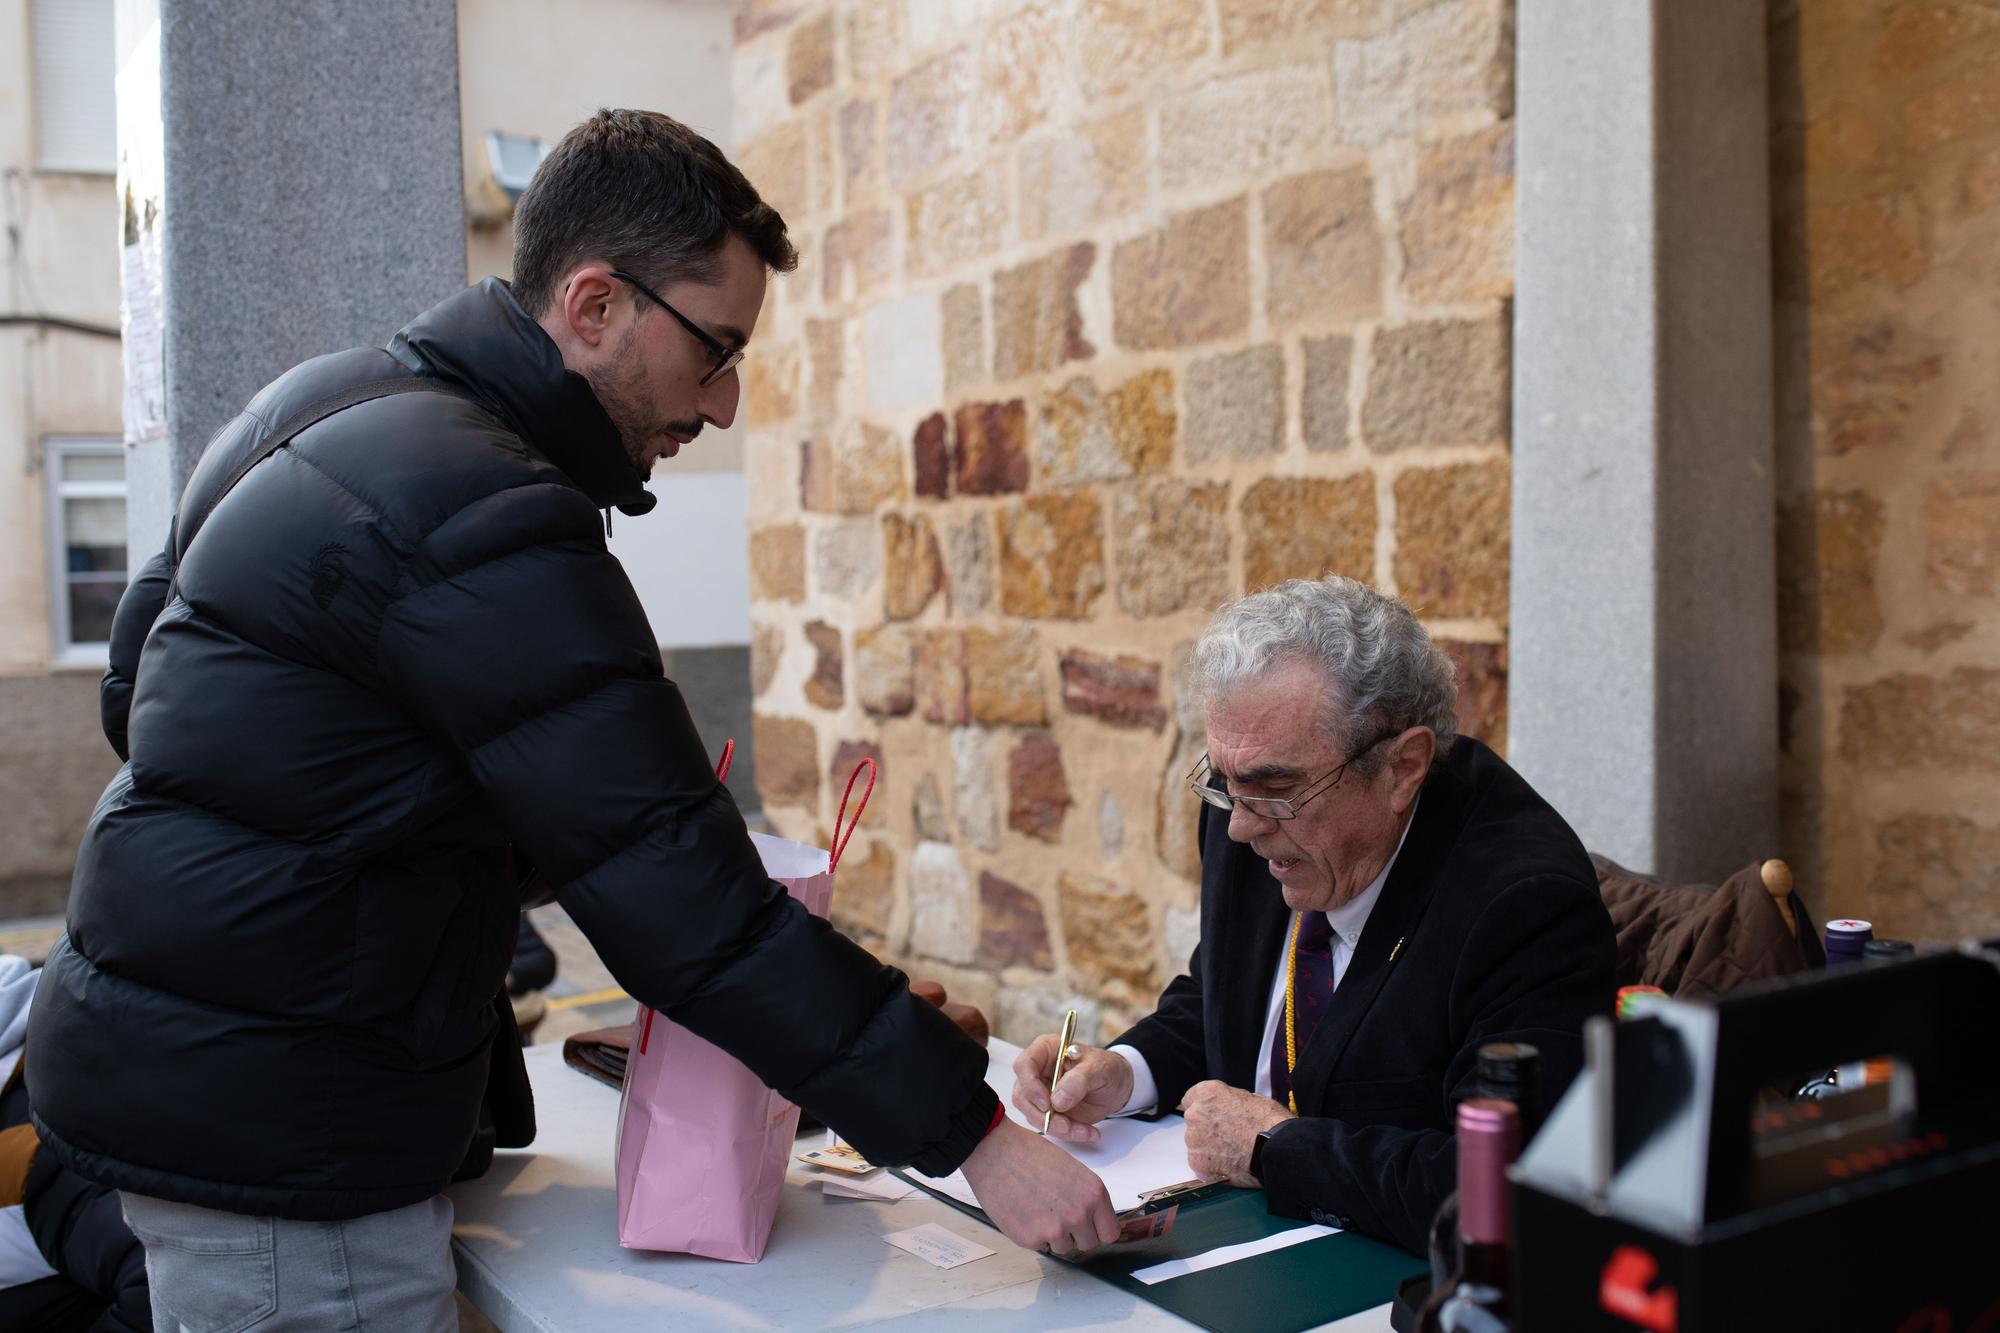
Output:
[{"xmin": 613, "ymin": 751, "xmax": 875, "ymax": 1261}]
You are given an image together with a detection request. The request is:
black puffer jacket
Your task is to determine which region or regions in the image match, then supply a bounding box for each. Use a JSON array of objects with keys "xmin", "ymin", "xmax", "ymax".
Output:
[{"xmin": 29, "ymin": 280, "xmax": 995, "ymax": 1220}]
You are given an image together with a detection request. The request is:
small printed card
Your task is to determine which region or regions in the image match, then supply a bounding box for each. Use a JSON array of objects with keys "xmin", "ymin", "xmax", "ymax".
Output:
[
  {"xmin": 796, "ymin": 1140, "xmax": 877, "ymax": 1175},
  {"xmin": 1116, "ymin": 1204, "xmax": 1178, "ymax": 1243},
  {"xmin": 881, "ymin": 1223, "xmax": 996, "ymax": 1270}
]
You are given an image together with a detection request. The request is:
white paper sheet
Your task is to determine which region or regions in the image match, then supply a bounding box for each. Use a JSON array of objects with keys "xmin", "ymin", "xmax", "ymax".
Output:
[
  {"xmin": 918, "ymin": 1039, "xmax": 1206, "ymax": 1215},
  {"xmin": 1129, "ymin": 1223, "xmax": 1338, "ymax": 1285}
]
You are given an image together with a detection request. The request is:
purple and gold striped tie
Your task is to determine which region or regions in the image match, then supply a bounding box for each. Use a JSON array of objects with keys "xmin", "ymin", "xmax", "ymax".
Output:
[{"xmin": 1271, "ymin": 912, "xmax": 1336, "ymax": 1111}]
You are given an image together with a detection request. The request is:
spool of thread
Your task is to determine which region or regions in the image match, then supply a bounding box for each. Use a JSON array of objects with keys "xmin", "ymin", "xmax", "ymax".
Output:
[
  {"xmin": 1825, "ymin": 918, "xmax": 1873, "ymax": 967},
  {"xmin": 1862, "ymin": 938, "xmax": 1914, "ymax": 964},
  {"xmin": 1616, "ymin": 985, "xmax": 1669, "ymax": 1019}
]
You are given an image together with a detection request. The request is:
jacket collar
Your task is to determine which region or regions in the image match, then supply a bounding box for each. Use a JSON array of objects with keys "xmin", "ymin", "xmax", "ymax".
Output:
[{"xmin": 387, "ymin": 278, "xmax": 657, "ymax": 517}]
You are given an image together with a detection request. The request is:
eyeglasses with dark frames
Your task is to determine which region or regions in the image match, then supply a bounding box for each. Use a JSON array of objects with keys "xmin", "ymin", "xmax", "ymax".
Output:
[
  {"xmin": 1185, "ymin": 728, "xmax": 1403, "ymax": 821},
  {"xmin": 609, "ymin": 269, "xmax": 745, "ymax": 388}
]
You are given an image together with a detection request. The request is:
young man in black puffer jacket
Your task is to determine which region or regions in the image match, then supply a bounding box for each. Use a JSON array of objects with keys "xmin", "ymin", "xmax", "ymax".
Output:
[{"xmin": 29, "ymin": 110, "xmax": 1118, "ymax": 1330}]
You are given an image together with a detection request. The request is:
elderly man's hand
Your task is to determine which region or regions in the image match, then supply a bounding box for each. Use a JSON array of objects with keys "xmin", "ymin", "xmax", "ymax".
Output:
[
  {"xmin": 1179, "ymin": 1080, "xmax": 1292, "ymax": 1187},
  {"xmin": 1010, "ymin": 1035, "xmax": 1133, "ymax": 1143}
]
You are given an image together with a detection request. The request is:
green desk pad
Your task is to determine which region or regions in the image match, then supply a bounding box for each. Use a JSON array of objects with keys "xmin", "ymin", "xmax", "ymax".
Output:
[{"xmin": 898, "ymin": 1178, "xmax": 1426, "ymax": 1333}]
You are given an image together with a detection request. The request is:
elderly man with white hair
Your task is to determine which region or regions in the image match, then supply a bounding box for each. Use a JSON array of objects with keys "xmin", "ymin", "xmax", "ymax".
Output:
[{"xmin": 1013, "ymin": 576, "xmax": 1616, "ymax": 1255}]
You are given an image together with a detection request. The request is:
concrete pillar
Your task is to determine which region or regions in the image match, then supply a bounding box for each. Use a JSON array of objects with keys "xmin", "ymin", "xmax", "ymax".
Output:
[
  {"xmin": 116, "ymin": 0, "xmax": 465, "ymax": 561},
  {"xmin": 1509, "ymin": 0, "xmax": 1778, "ymax": 882}
]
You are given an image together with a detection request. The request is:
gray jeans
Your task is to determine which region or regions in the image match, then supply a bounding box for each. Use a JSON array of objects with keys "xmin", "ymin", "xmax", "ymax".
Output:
[{"xmin": 120, "ymin": 1192, "xmax": 456, "ymax": 1333}]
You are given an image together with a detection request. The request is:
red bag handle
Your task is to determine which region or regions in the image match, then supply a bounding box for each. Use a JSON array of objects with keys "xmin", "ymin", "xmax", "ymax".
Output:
[
  {"xmin": 637, "ymin": 738, "xmax": 741, "ymax": 1056},
  {"xmin": 830, "ymin": 757, "xmax": 876, "ymax": 872}
]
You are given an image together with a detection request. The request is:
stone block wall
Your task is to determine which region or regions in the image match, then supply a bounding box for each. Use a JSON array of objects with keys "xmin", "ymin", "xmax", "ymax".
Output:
[
  {"xmin": 733, "ymin": 0, "xmax": 1516, "ymax": 1041},
  {"xmin": 1772, "ymin": 0, "xmax": 2000, "ymax": 943}
]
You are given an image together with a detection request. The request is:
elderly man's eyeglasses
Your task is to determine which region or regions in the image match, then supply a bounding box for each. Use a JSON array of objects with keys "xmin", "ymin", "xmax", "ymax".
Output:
[
  {"xmin": 610, "ymin": 269, "xmax": 745, "ymax": 387},
  {"xmin": 1185, "ymin": 730, "xmax": 1400, "ymax": 821}
]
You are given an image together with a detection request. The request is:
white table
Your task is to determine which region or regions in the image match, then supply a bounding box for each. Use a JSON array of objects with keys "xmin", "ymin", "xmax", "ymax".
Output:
[{"xmin": 449, "ymin": 1043, "xmax": 1393, "ymax": 1331}]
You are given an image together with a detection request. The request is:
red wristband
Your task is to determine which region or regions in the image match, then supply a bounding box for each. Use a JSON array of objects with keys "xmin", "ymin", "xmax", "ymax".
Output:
[{"xmin": 983, "ymin": 1100, "xmax": 1007, "ymax": 1138}]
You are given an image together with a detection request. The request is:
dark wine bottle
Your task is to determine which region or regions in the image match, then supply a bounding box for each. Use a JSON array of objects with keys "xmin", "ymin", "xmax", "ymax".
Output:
[
  {"xmin": 1416, "ymin": 1098, "xmax": 1521, "ymax": 1333},
  {"xmin": 1427, "ymin": 1043, "xmax": 1541, "ymax": 1288}
]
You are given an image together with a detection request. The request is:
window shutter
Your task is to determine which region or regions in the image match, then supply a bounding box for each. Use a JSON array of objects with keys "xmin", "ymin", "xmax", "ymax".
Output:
[{"xmin": 33, "ymin": 0, "xmax": 117, "ymax": 173}]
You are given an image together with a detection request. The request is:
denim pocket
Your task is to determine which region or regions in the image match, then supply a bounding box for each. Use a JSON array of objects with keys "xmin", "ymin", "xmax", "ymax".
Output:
[{"xmin": 122, "ymin": 1199, "xmax": 278, "ymax": 1333}]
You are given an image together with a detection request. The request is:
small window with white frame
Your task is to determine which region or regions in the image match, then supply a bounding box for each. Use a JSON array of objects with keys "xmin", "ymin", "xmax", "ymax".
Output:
[{"xmin": 46, "ymin": 438, "xmax": 127, "ymax": 664}]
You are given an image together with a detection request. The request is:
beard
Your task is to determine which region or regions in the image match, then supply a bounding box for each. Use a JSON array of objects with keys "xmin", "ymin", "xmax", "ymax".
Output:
[{"xmin": 581, "ymin": 324, "xmax": 702, "ymax": 473}]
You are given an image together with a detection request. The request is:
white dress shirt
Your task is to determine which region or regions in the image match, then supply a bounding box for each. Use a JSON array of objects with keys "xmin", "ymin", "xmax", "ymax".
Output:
[{"xmin": 1110, "ymin": 797, "xmax": 1419, "ymax": 1115}]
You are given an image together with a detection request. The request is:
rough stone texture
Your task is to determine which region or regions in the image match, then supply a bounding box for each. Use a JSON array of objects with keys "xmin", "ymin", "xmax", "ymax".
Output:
[
  {"xmin": 821, "ymin": 208, "xmax": 895, "ymax": 303},
  {"xmin": 883, "ymin": 512, "xmax": 944, "ymax": 620},
  {"xmin": 913, "ymin": 412, "xmax": 950, "ymax": 499},
  {"xmin": 943, "ymin": 512, "xmax": 997, "ymax": 616},
  {"xmin": 839, "ymin": 98, "xmax": 880, "ymax": 197},
  {"xmin": 811, "ymin": 519, "xmax": 883, "ymax": 599},
  {"xmin": 1108, "ymin": 370, "xmax": 1177, "ymax": 474},
  {"xmin": 907, "ymin": 167, "xmax": 1010, "ymax": 279},
  {"xmin": 967, "ymin": 625, "xmax": 1048, "ymax": 725},
  {"xmin": 1155, "ymin": 728, "xmax": 1206, "ymax": 882},
  {"xmin": 1839, "ymin": 669, "xmax": 2000, "ymax": 770},
  {"xmin": 1057, "ymin": 872, "xmax": 1157, "ymax": 993},
  {"xmin": 738, "ymin": 120, "xmax": 810, "ymax": 226},
  {"xmin": 753, "ymin": 713, "xmax": 819, "ymax": 808},
  {"xmin": 803, "ymin": 620, "xmax": 843, "ymax": 709},
  {"xmin": 991, "ymin": 244, "xmax": 1097, "ymax": 381},
  {"xmin": 1302, "ymin": 335, "xmax": 1353, "ymax": 453},
  {"xmin": 750, "ymin": 622, "xmax": 784, "ymax": 698},
  {"xmin": 1099, "ymin": 792, "xmax": 1125, "ymax": 857},
  {"xmin": 1073, "ymin": 0, "xmax": 1209, "ymax": 99},
  {"xmin": 829, "ymin": 739, "xmax": 886, "ymax": 829},
  {"xmin": 830, "ymin": 840, "xmax": 898, "ymax": 945},
  {"xmin": 1184, "ymin": 345, "xmax": 1285, "ymax": 464},
  {"xmin": 954, "ymin": 400, "xmax": 1032, "ymax": 494},
  {"xmin": 749, "ymin": 524, "xmax": 807, "ymax": 602},
  {"xmin": 942, "ymin": 283, "xmax": 985, "ymax": 394},
  {"xmin": 997, "ymin": 988, "xmax": 1103, "ymax": 1049},
  {"xmin": 1218, "ymin": 0, "xmax": 1371, "ymax": 55},
  {"xmin": 1265, "ymin": 167, "xmax": 1383, "ymax": 330},
  {"xmin": 885, "ymin": 44, "xmax": 977, "ymax": 186},
  {"xmin": 801, "ymin": 421, "xmax": 905, "ymax": 514},
  {"xmin": 1807, "ymin": 321, "xmax": 1944, "ymax": 457},
  {"xmin": 1060, "ymin": 650, "xmax": 1167, "ymax": 730},
  {"xmin": 952, "ymin": 727, "xmax": 1000, "ymax": 851},
  {"xmin": 1241, "ymin": 475, "xmax": 1377, "ymax": 591},
  {"xmin": 1399, "ymin": 123, "xmax": 1516, "ymax": 306},
  {"xmin": 854, "ymin": 624, "xmax": 915, "ymax": 718},
  {"xmin": 977, "ymin": 872, "xmax": 1055, "ymax": 971},
  {"xmin": 999, "ymin": 494, "xmax": 1107, "ymax": 619},
  {"xmin": 909, "ymin": 841, "xmax": 976, "ymax": 964},
  {"xmin": 787, "ymin": 10, "xmax": 835, "ymax": 104},
  {"xmin": 1869, "ymin": 814, "xmax": 2000, "ymax": 942},
  {"xmin": 1394, "ymin": 461, "xmax": 1510, "ymax": 620},
  {"xmin": 1008, "ymin": 733, "xmax": 1073, "ymax": 843},
  {"xmin": 744, "ymin": 342, "xmax": 802, "ymax": 425},
  {"xmin": 1111, "ymin": 198, "xmax": 1251, "ymax": 351},
  {"xmin": 1438, "ymin": 638, "xmax": 1507, "ymax": 753},
  {"xmin": 1924, "ymin": 474, "xmax": 2000, "ymax": 596},
  {"xmin": 1036, "ymin": 377, "xmax": 1125, "ymax": 487},
  {"xmin": 1114, "ymin": 481, "xmax": 1232, "ymax": 617},
  {"xmin": 1777, "ymin": 490, "xmax": 1885, "ymax": 655},
  {"xmin": 1364, "ymin": 314, "xmax": 1512, "ymax": 451},
  {"xmin": 1160, "ymin": 63, "xmax": 1332, "ymax": 195},
  {"xmin": 918, "ymin": 629, "xmax": 971, "ymax": 724},
  {"xmin": 1163, "ymin": 902, "xmax": 1201, "ymax": 974},
  {"xmin": 914, "ymin": 774, "xmax": 951, "ymax": 842},
  {"xmin": 1333, "ymin": 0, "xmax": 1511, "ymax": 148},
  {"xmin": 1019, "ymin": 106, "xmax": 1148, "ymax": 240},
  {"xmin": 806, "ymin": 318, "xmax": 846, "ymax": 425},
  {"xmin": 863, "ymin": 293, "xmax": 943, "ymax": 410}
]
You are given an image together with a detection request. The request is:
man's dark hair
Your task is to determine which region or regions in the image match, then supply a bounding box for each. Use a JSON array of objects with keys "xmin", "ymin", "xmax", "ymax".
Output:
[{"xmin": 511, "ymin": 108, "xmax": 798, "ymax": 316}]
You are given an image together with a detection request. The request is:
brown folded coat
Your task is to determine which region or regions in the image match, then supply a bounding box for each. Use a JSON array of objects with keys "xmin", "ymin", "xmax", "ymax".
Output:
[{"xmin": 1592, "ymin": 855, "xmax": 1826, "ymax": 999}]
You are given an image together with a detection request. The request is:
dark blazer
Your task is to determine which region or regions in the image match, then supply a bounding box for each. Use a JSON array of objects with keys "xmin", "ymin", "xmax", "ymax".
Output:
[{"xmin": 1115, "ymin": 737, "xmax": 1616, "ymax": 1255}]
